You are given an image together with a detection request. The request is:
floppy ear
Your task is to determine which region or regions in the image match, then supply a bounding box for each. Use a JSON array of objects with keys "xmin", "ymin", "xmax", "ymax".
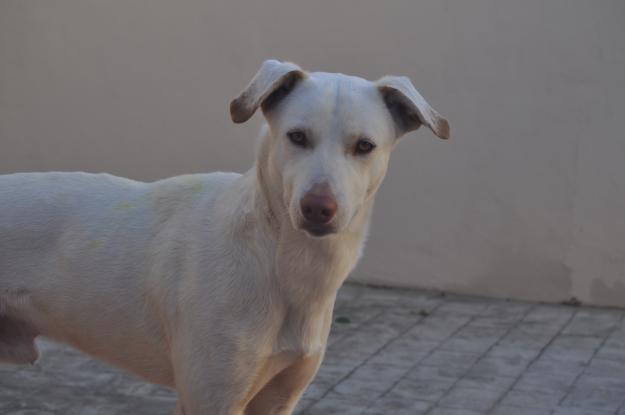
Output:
[
  {"xmin": 230, "ymin": 59, "xmax": 306, "ymax": 123},
  {"xmin": 376, "ymin": 76, "xmax": 450, "ymax": 140}
]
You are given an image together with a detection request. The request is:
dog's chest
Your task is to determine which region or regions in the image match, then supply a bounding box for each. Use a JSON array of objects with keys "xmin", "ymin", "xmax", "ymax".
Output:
[{"xmin": 274, "ymin": 303, "xmax": 333, "ymax": 357}]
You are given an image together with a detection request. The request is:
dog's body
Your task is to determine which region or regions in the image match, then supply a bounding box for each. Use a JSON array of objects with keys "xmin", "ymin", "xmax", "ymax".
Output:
[{"xmin": 0, "ymin": 60, "xmax": 448, "ymax": 414}]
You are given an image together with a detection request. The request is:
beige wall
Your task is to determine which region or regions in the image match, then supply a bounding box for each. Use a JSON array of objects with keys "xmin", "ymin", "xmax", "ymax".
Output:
[{"xmin": 1, "ymin": 1, "xmax": 624, "ymax": 306}]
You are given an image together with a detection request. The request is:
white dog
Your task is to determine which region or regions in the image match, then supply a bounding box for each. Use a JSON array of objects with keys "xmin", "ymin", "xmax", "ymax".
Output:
[{"xmin": 0, "ymin": 60, "xmax": 448, "ymax": 414}]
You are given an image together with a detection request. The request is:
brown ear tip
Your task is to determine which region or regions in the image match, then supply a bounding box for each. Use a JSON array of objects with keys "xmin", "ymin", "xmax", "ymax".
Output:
[
  {"xmin": 229, "ymin": 98, "xmax": 249, "ymax": 123},
  {"xmin": 437, "ymin": 118, "xmax": 450, "ymax": 140}
]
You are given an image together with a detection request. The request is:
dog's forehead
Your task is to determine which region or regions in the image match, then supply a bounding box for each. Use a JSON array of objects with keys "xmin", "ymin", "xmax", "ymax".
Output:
[
  {"xmin": 308, "ymin": 71, "xmax": 370, "ymax": 86},
  {"xmin": 276, "ymin": 71, "xmax": 392, "ymax": 138},
  {"xmin": 305, "ymin": 71, "xmax": 374, "ymax": 101}
]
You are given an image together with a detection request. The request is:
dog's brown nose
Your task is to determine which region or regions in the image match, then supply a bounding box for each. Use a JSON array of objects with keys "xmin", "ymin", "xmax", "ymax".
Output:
[{"xmin": 300, "ymin": 185, "xmax": 337, "ymax": 225}]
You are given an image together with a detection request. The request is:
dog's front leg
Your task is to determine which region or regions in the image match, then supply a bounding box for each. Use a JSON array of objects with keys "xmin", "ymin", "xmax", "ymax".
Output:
[
  {"xmin": 172, "ymin": 356, "xmax": 253, "ymax": 415},
  {"xmin": 171, "ymin": 335, "xmax": 260, "ymax": 415},
  {"xmin": 244, "ymin": 352, "xmax": 323, "ymax": 415}
]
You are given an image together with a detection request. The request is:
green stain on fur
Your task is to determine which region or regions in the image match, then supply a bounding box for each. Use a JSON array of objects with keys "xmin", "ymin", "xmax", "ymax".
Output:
[{"xmin": 189, "ymin": 182, "xmax": 204, "ymax": 194}]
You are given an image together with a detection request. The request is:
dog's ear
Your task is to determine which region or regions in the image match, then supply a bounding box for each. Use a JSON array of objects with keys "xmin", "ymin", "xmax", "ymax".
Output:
[
  {"xmin": 230, "ymin": 59, "xmax": 306, "ymax": 123},
  {"xmin": 376, "ymin": 76, "xmax": 450, "ymax": 140}
]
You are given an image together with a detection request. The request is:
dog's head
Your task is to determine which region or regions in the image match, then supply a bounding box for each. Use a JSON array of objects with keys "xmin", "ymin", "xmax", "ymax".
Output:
[{"xmin": 231, "ymin": 60, "xmax": 449, "ymax": 238}]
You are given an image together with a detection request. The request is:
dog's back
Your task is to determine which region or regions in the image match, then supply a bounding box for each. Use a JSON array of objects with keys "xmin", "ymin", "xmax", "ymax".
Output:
[{"xmin": 1, "ymin": 172, "xmax": 148, "ymax": 289}]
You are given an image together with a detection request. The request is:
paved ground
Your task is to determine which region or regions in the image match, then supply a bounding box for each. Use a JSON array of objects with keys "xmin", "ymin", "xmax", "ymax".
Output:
[{"xmin": 1, "ymin": 283, "xmax": 625, "ymax": 415}]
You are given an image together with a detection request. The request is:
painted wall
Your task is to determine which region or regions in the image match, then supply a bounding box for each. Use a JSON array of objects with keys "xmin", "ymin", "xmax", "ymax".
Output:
[{"xmin": 1, "ymin": 1, "xmax": 624, "ymax": 306}]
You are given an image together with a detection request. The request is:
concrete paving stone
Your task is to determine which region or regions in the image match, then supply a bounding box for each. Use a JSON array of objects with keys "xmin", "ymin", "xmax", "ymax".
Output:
[
  {"xmin": 122, "ymin": 398, "xmax": 176, "ymax": 415},
  {"xmin": 455, "ymin": 374, "xmax": 517, "ymax": 393},
  {"xmin": 366, "ymin": 348, "xmax": 430, "ymax": 368},
  {"xmin": 0, "ymin": 362, "xmax": 20, "ymax": 373},
  {"xmin": 321, "ymin": 348, "xmax": 364, "ymax": 367},
  {"xmin": 303, "ymin": 391, "xmax": 368, "ymax": 415},
  {"xmin": 487, "ymin": 343, "xmax": 542, "ymax": 361},
  {"xmin": 437, "ymin": 386, "xmax": 502, "ymax": 412},
  {"xmin": 104, "ymin": 376, "xmax": 176, "ymax": 399},
  {"xmin": 468, "ymin": 316, "xmax": 519, "ymax": 330},
  {"xmin": 362, "ymin": 395, "xmax": 431, "ymax": 414},
  {"xmin": 514, "ymin": 321, "xmax": 566, "ymax": 338},
  {"xmin": 434, "ymin": 299, "xmax": 491, "ymax": 317},
  {"xmin": 573, "ymin": 372, "xmax": 625, "ymax": 391},
  {"xmin": 478, "ymin": 302, "xmax": 532, "ymax": 319},
  {"xmin": 440, "ymin": 325, "xmax": 507, "ymax": 354},
  {"xmin": 335, "ymin": 322, "xmax": 396, "ymax": 346},
  {"xmin": 367, "ymin": 337, "xmax": 438, "ymax": 367},
  {"xmin": 404, "ymin": 315, "xmax": 471, "ymax": 341},
  {"xmin": 326, "ymin": 320, "xmax": 357, "ymax": 345},
  {"xmin": 584, "ymin": 357, "xmax": 625, "ymax": 379},
  {"xmin": 326, "ymin": 330, "xmax": 347, "ymax": 347},
  {"xmin": 0, "ymin": 366, "xmax": 69, "ymax": 391},
  {"xmin": 499, "ymin": 327, "xmax": 556, "ymax": 349},
  {"xmin": 10, "ymin": 386, "xmax": 167, "ymax": 415},
  {"xmin": 526, "ymin": 357, "xmax": 587, "ymax": 379},
  {"xmin": 332, "ymin": 305, "xmax": 382, "ymax": 329},
  {"xmin": 514, "ymin": 372, "xmax": 575, "ymax": 394},
  {"xmin": 332, "ymin": 366, "xmax": 391, "ymax": 394},
  {"xmin": 328, "ymin": 334, "xmax": 386, "ymax": 360},
  {"xmin": 457, "ymin": 324, "xmax": 510, "ymax": 339},
  {"xmin": 347, "ymin": 361, "xmax": 409, "ymax": 386},
  {"xmin": 406, "ymin": 364, "xmax": 463, "ymax": 383},
  {"xmin": 363, "ymin": 320, "xmax": 408, "ymax": 341},
  {"xmin": 387, "ymin": 335, "xmax": 441, "ymax": 354},
  {"xmin": 313, "ymin": 367, "xmax": 358, "ymax": 389},
  {"xmin": 427, "ymin": 407, "xmax": 483, "ymax": 415},
  {"xmin": 0, "ymin": 385, "xmax": 57, "ymax": 412},
  {"xmin": 553, "ymin": 407, "xmax": 616, "ymax": 415},
  {"xmin": 561, "ymin": 385, "xmax": 625, "ymax": 412},
  {"xmin": 385, "ymin": 376, "xmax": 455, "ymax": 402},
  {"xmin": 336, "ymin": 284, "xmax": 366, "ymax": 302},
  {"xmin": 523, "ymin": 305, "xmax": 575, "ymax": 325},
  {"xmin": 331, "ymin": 377, "xmax": 386, "ymax": 403},
  {"xmin": 562, "ymin": 309, "xmax": 623, "ymax": 337},
  {"xmin": 369, "ymin": 309, "xmax": 423, "ymax": 333},
  {"xmin": 302, "ymin": 379, "xmax": 334, "ymax": 401},
  {"xmin": 500, "ymin": 388, "xmax": 566, "ymax": 410},
  {"xmin": 489, "ymin": 405, "xmax": 551, "ymax": 415},
  {"xmin": 420, "ymin": 350, "xmax": 481, "ymax": 377},
  {"xmin": 466, "ymin": 355, "xmax": 532, "ymax": 378},
  {"xmin": 612, "ymin": 323, "xmax": 625, "ymax": 337},
  {"xmin": 594, "ymin": 338, "xmax": 624, "ymax": 356},
  {"xmin": 541, "ymin": 335, "xmax": 604, "ymax": 363}
]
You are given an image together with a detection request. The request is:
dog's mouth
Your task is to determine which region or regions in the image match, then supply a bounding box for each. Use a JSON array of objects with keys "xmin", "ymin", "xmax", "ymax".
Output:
[{"xmin": 299, "ymin": 222, "xmax": 337, "ymax": 238}]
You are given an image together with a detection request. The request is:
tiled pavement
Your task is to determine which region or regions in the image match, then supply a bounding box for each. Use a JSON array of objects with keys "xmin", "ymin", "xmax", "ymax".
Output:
[{"xmin": 2, "ymin": 284, "xmax": 625, "ymax": 414}]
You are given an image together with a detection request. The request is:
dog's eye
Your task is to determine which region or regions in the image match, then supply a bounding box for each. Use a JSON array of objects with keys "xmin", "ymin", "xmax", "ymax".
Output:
[
  {"xmin": 354, "ymin": 139, "xmax": 376, "ymax": 155},
  {"xmin": 287, "ymin": 130, "xmax": 308, "ymax": 148}
]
